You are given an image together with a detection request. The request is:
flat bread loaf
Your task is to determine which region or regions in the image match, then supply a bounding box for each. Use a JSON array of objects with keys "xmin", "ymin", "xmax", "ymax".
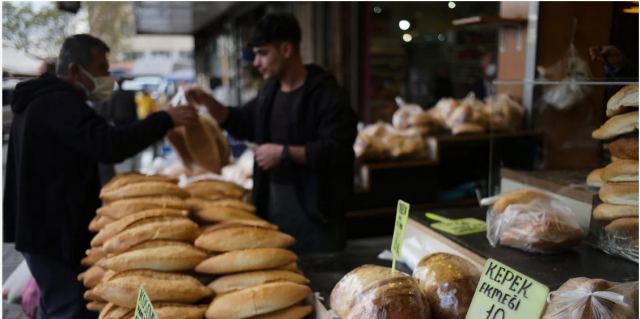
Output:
[
  {"xmin": 97, "ymin": 196, "xmax": 188, "ymax": 220},
  {"xmin": 102, "ymin": 216, "xmax": 199, "ymax": 254},
  {"xmin": 98, "ymin": 240, "xmax": 207, "ymax": 272},
  {"xmin": 207, "ymin": 270, "xmax": 309, "ymax": 295},
  {"xmin": 592, "ymin": 111, "xmax": 638, "ymax": 140},
  {"xmin": 195, "ymin": 248, "xmax": 297, "ymax": 275},
  {"xmin": 195, "ymin": 226, "xmax": 295, "ymax": 252},
  {"xmin": 100, "ymin": 182, "xmax": 189, "ymax": 203},
  {"xmin": 599, "ymin": 182, "xmax": 639, "ymax": 205},
  {"xmin": 606, "ymin": 85, "xmax": 639, "ymax": 117}
]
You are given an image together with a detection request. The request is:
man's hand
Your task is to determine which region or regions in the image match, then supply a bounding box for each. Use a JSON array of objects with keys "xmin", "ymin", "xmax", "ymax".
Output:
[
  {"xmin": 185, "ymin": 87, "xmax": 229, "ymax": 123},
  {"xmin": 589, "ymin": 45, "xmax": 624, "ymax": 69},
  {"xmin": 165, "ymin": 105, "xmax": 198, "ymax": 127},
  {"xmin": 255, "ymin": 143, "xmax": 284, "ymax": 170}
]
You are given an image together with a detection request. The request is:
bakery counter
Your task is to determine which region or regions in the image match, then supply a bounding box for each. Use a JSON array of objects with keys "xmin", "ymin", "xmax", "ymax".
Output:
[
  {"xmin": 298, "ymin": 237, "xmax": 410, "ymax": 302},
  {"xmin": 407, "ymin": 206, "xmax": 639, "ymax": 289}
]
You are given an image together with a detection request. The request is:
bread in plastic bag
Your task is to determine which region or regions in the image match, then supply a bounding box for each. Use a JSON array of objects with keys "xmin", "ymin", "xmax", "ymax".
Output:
[
  {"xmin": 330, "ymin": 264, "xmax": 431, "ymax": 319},
  {"xmin": 413, "ymin": 253, "xmax": 480, "ymax": 319},
  {"xmin": 484, "ymin": 189, "xmax": 584, "ymax": 252},
  {"xmin": 543, "ymin": 277, "xmax": 638, "ymax": 319},
  {"xmin": 599, "ymin": 217, "xmax": 639, "ymax": 263},
  {"xmin": 354, "ymin": 123, "xmax": 426, "ymax": 161}
]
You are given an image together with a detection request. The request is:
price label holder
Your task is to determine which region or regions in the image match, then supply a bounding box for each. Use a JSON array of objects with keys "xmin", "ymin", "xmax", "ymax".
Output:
[
  {"xmin": 466, "ymin": 258, "xmax": 549, "ymax": 319},
  {"xmin": 391, "ymin": 200, "xmax": 410, "ymax": 272},
  {"xmin": 425, "ymin": 212, "xmax": 486, "ymax": 236},
  {"xmin": 134, "ymin": 285, "xmax": 158, "ymax": 319}
]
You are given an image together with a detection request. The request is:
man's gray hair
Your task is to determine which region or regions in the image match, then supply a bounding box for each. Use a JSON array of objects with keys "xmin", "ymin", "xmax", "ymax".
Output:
[{"xmin": 56, "ymin": 34, "xmax": 110, "ymax": 77}]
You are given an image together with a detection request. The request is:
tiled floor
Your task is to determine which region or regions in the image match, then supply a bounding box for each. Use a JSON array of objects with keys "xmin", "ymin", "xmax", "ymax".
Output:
[{"xmin": 3, "ymin": 244, "xmax": 29, "ymax": 319}]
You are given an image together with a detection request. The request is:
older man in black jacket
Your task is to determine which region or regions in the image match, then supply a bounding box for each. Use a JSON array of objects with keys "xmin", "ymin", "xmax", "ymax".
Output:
[
  {"xmin": 3, "ymin": 34, "xmax": 197, "ymax": 318},
  {"xmin": 187, "ymin": 14, "xmax": 357, "ymax": 254}
]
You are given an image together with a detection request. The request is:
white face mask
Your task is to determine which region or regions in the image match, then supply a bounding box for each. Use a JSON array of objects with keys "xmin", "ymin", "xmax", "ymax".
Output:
[
  {"xmin": 78, "ymin": 65, "xmax": 115, "ymax": 102},
  {"xmin": 485, "ymin": 63, "xmax": 497, "ymax": 78}
]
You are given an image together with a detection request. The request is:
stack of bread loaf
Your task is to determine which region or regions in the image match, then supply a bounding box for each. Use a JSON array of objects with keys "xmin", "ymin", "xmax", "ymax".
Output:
[
  {"xmin": 390, "ymin": 93, "xmax": 525, "ymax": 136},
  {"xmin": 589, "ymin": 85, "xmax": 638, "ymax": 261},
  {"xmin": 79, "ymin": 173, "xmax": 212, "ymax": 318},
  {"xmin": 167, "ymin": 111, "xmax": 230, "ymax": 174},
  {"xmin": 193, "ymin": 219, "xmax": 312, "ymax": 318},
  {"xmin": 482, "ymin": 188, "xmax": 584, "ymax": 253}
]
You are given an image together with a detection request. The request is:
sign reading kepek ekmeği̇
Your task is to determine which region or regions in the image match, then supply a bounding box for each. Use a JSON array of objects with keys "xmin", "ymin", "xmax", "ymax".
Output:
[{"xmin": 466, "ymin": 258, "xmax": 549, "ymax": 319}]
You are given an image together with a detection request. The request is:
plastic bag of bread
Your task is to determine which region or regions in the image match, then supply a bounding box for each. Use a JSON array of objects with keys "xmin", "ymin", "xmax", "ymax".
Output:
[
  {"xmin": 483, "ymin": 189, "xmax": 584, "ymax": 253},
  {"xmin": 393, "ymin": 97, "xmax": 423, "ymax": 130},
  {"xmin": 599, "ymin": 217, "xmax": 639, "ymax": 263},
  {"xmin": 543, "ymin": 277, "xmax": 638, "ymax": 319},
  {"xmin": 413, "ymin": 253, "xmax": 480, "ymax": 319},
  {"xmin": 330, "ymin": 264, "xmax": 431, "ymax": 319}
]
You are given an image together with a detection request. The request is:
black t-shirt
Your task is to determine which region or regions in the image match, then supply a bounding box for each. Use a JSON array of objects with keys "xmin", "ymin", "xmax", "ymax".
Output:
[{"xmin": 269, "ymin": 86, "xmax": 304, "ymax": 184}]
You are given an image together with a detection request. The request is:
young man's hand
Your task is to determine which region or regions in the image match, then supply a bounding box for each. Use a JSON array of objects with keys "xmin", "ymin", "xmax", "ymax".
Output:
[
  {"xmin": 165, "ymin": 105, "xmax": 198, "ymax": 126},
  {"xmin": 185, "ymin": 87, "xmax": 229, "ymax": 123},
  {"xmin": 255, "ymin": 143, "xmax": 284, "ymax": 170}
]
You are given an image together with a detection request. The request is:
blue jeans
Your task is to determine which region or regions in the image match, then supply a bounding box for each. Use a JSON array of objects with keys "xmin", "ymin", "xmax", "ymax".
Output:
[{"xmin": 22, "ymin": 253, "xmax": 97, "ymax": 319}]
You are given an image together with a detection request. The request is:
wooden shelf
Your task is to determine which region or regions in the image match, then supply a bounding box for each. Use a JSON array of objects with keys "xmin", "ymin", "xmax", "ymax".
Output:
[{"xmin": 452, "ymin": 15, "xmax": 527, "ymax": 28}]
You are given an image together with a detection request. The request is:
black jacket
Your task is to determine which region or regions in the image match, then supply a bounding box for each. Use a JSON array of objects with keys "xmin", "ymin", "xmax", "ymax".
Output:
[
  {"xmin": 3, "ymin": 74, "xmax": 174, "ymax": 263},
  {"xmin": 223, "ymin": 64, "xmax": 357, "ymax": 222},
  {"xmin": 95, "ymin": 88, "xmax": 138, "ymax": 126}
]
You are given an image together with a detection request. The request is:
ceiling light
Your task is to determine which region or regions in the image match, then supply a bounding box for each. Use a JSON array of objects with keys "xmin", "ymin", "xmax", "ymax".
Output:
[
  {"xmin": 399, "ymin": 20, "xmax": 411, "ymax": 31},
  {"xmin": 373, "ymin": 6, "xmax": 382, "ymax": 14},
  {"xmin": 448, "ymin": 1, "xmax": 456, "ymax": 9},
  {"xmin": 402, "ymin": 33, "xmax": 413, "ymax": 42}
]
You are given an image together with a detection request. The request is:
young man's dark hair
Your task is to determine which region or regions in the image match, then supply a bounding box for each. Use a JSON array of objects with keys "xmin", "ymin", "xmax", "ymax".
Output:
[
  {"xmin": 56, "ymin": 34, "xmax": 110, "ymax": 77},
  {"xmin": 248, "ymin": 13, "xmax": 301, "ymax": 52}
]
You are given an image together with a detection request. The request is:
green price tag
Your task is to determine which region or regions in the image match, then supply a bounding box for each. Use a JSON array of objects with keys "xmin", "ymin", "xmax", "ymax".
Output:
[
  {"xmin": 134, "ymin": 286, "xmax": 157, "ymax": 319},
  {"xmin": 426, "ymin": 213, "xmax": 486, "ymax": 236},
  {"xmin": 466, "ymin": 258, "xmax": 549, "ymax": 319},
  {"xmin": 391, "ymin": 200, "xmax": 410, "ymax": 272}
]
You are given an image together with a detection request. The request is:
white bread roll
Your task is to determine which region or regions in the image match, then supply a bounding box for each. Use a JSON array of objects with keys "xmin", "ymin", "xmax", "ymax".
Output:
[
  {"xmin": 491, "ymin": 188, "xmax": 551, "ymax": 213},
  {"xmin": 186, "ymin": 197, "xmax": 256, "ymax": 213},
  {"xmin": 606, "ymin": 85, "xmax": 639, "ymax": 117},
  {"xmin": 98, "ymin": 240, "xmax": 208, "ymax": 272},
  {"xmin": 93, "ymin": 270, "xmax": 212, "ymax": 308},
  {"xmin": 185, "ymin": 179, "xmax": 247, "ymax": 200},
  {"xmin": 195, "ymin": 226, "xmax": 295, "ymax": 252},
  {"xmin": 586, "ymin": 168, "xmax": 605, "ymax": 187},
  {"xmin": 194, "ymin": 206, "xmax": 262, "ymax": 223},
  {"xmin": 97, "ymin": 196, "xmax": 188, "ymax": 220},
  {"xmin": 89, "ymin": 215, "xmax": 115, "ymax": 232},
  {"xmin": 592, "ymin": 111, "xmax": 638, "ymax": 140},
  {"xmin": 251, "ymin": 305, "xmax": 313, "ymax": 319},
  {"xmin": 101, "ymin": 173, "xmax": 177, "ymax": 196},
  {"xmin": 102, "ymin": 216, "xmax": 199, "ymax": 254},
  {"xmin": 205, "ymin": 282, "xmax": 310, "ymax": 319},
  {"xmin": 604, "ymin": 217, "xmax": 639, "ymax": 239},
  {"xmin": 207, "ymin": 270, "xmax": 309, "ymax": 295},
  {"xmin": 599, "ymin": 182, "xmax": 639, "ymax": 205},
  {"xmin": 200, "ymin": 220, "xmax": 277, "ymax": 234},
  {"xmin": 195, "ymin": 248, "xmax": 297, "ymax": 275},
  {"xmin": 100, "ymin": 182, "xmax": 189, "ymax": 203},
  {"xmin": 91, "ymin": 208, "xmax": 189, "ymax": 247},
  {"xmin": 593, "ymin": 203, "xmax": 639, "ymax": 220},
  {"xmin": 602, "ymin": 160, "xmax": 639, "ymax": 182}
]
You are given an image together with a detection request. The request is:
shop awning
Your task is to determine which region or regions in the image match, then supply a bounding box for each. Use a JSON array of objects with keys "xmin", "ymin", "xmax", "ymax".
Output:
[{"xmin": 134, "ymin": 1, "xmax": 234, "ymax": 34}]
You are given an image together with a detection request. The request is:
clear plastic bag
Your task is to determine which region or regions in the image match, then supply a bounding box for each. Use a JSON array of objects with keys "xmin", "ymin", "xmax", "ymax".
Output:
[
  {"xmin": 486, "ymin": 197, "xmax": 584, "ymax": 253},
  {"xmin": 598, "ymin": 220, "xmax": 639, "ymax": 263},
  {"xmin": 543, "ymin": 278, "xmax": 638, "ymax": 319}
]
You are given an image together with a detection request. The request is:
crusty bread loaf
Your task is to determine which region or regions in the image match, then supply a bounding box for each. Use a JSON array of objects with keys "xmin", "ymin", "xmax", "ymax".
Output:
[
  {"xmin": 599, "ymin": 182, "xmax": 639, "ymax": 205},
  {"xmin": 200, "ymin": 220, "xmax": 277, "ymax": 234},
  {"xmin": 604, "ymin": 217, "xmax": 639, "ymax": 239},
  {"xmin": 82, "ymin": 247, "xmax": 106, "ymax": 266},
  {"xmin": 98, "ymin": 240, "xmax": 208, "ymax": 272},
  {"xmin": 102, "ymin": 216, "xmax": 199, "ymax": 254},
  {"xmin": 97, "ymin": 196, "xmax": 188, "ymax": 220},
  {"xmin": 195, "ymin": 226, "xmax": 295, "ymax": 252},
  {"xmin": 93, "ymin": 270, "xmax": 212, "ymax": 308},
  {"xmin": 89, "ymin": 215, "xmax": 115, "ymax": 232},
  {"xmin": 186, "ymin": 197, "xmax": 256, "ymax": 213},
  {"xmin": 167, "ymin": 127, "xmax": 196, "ymax": 169},
  {"xmin": 606, "ymin": 85, "xmax": 639, "ymax": 117},
  {"xmin": 184, "ymin": 115, "xmax": 229, "ymax": 174},
  {"xmin": 121, "ymin": 303, "xmax": 207, "ymax": 319},
  {"xmin": 592, "ymin": 111, "xmax": 638, "ymax": 140},
  {"xmin": 87, "ymin": 301, "xmax": 107, "ymax": 312},
  {"xmin": 593, "ymin": 203, "xmax": 639, "ymax": 220},
  {"xmin": 608, "ymin": 135, "xmax": 639, "ymax": 160},
  {"xmin": 185, "ymin": 179, "xmax": 247, "ymax": 200},
  {"xmin": 413, "ymin": 253, "xmax": 480, "ymax": 319},
  {"xmin": 101, "ymin": 173, "xmax": 177, "ymax": 196},
  {"xmin": 78, "ymin": 266, "xmax": 106, "ymax": 289},
  {"xmin": 195, "ymin": 248, "xmax": 297, "ymax": 275},
  {"xmin": 492, "ymin": 189, "xmax": 551, "ymax": 213},
  {"xmin": 99, "ymin": 303, "xmax": 131, "ymax": 319},
  {"xmin": 586, "ymin": 168, "xmax": 605, "ymax": 187},
  {"xmin": 207, "ymin": 270, "xmax": 309, "ymax": 295},
  {"xmin": 100, "ymin": 182, "xmax": 189, "ymax": 203},
  {"xmin": 194, "ymin": 206, "xmax": 262, "ymax": 223},
  {"xmin": 205, "ymin": 282, "xmax": 310, "ymax": 319},
  {"xmin": 251, "ymin": 305, "xmax": 313, "ymax": 319},
  {"xmin": 91, "ymin": 209, "xmax": 189, "ymax": 247},
  {"xmin": 602, "ymin": 160, "xmax": 639, "ymax": 182},
  {"xmin": 330, "ymin": 264, "xmax": 430, "ymax": 319}
]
